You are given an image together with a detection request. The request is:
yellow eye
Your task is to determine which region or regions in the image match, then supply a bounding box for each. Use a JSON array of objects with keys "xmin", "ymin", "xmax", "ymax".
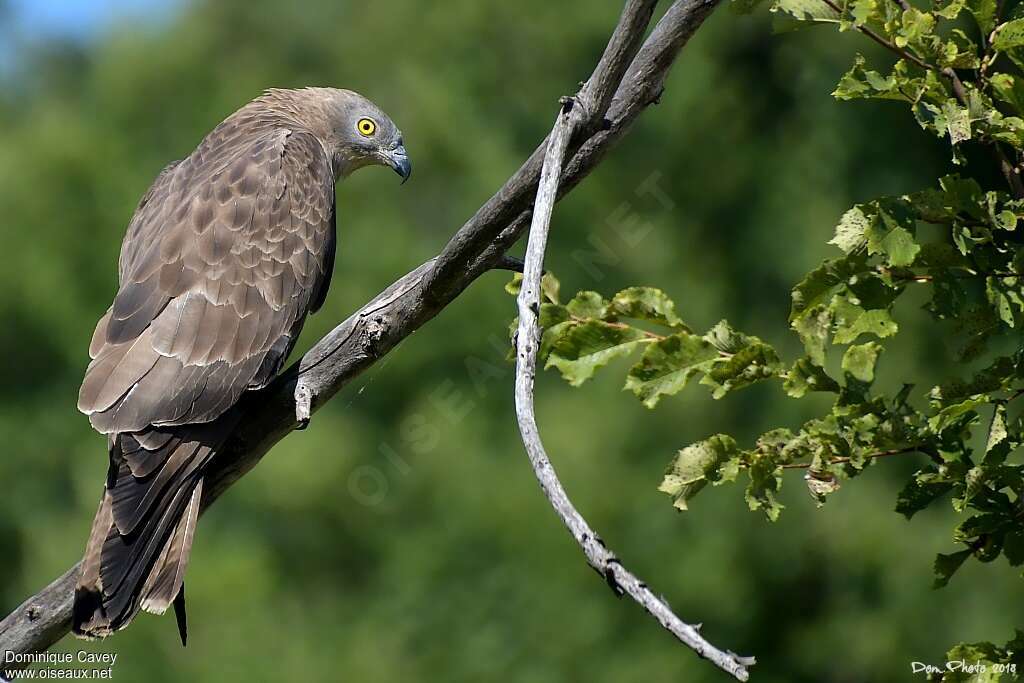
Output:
[{"xmin": 356, "ymin": 118, "xmax": 377, "ymax": 137}]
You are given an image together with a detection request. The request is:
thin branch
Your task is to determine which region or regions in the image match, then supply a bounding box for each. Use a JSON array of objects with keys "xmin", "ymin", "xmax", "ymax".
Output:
[
  {"xmin": 780, "ymin": 446, "xmax": 922, "ymax": 469},
  {"xmin": 995, "ymin": 146, "xmax": 1024, "ymax": 198},
  {"xmin": 892, "ymin": 269, "xmax": 1022, "ymax": 282},
  {"xmin": 493, "ymin": 255, "xmax": 527, "ymax": 273},
  {"xmin": 513, "ymin": 99, "xmax": 753, "ymax": 680},
  {"xmin": 0, "ymin": 0, "xmax": 728, "ymax": 671}
]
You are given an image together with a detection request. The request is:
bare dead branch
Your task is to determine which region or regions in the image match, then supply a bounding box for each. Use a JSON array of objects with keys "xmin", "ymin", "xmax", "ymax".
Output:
[
  {"xmin": 0, "ymin": 0, "xmax": 727, "ymax": 671},
  {"xmin": 512, "ymin": 97, "xmax": 753, "ymax": 682}
]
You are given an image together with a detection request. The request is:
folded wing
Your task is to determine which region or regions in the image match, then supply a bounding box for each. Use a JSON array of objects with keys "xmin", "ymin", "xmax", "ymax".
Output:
[{"xmin": 79, "ymin": 118, "xmax": 336, "ymax": 434}]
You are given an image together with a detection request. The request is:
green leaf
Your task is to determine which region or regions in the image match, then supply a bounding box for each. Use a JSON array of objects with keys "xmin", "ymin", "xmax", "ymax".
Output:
[
  {"xmin": 842, "ymin": 342, "xmax": 882, "ymax": 383},
  {"xmin": 933, "ymin": 356, "xmax": 1015, "ymax": 401},
  {"xmin": 538, "ymin": 319, "xmax": 573, "ymax": 361},
  {"xmin": 927, "ymin": 401, "xmax": 976, "ymax": 439},
  {"xmin": 1003, "ymin": 529, "xmax": 1024, "ymax": 566},
  {"xmin": 545, "ymin": 321, "xmax": 646, "ymax": 386},
  {"xmin": 965, "ymin": 0, "xmax": 997, "ymax": 33},
  {"xmin": 790, "ymin": 253, "xmax": 867, "ymax": 321},
  {"xmin": 541, "ymin": 273, "xmax": 561, "ymax": 304},
  {"xmin": 746, "ymin": 458, "xmax": 785, "ymax": 521},
  {"xmin": 831, "ymin": 302, "xmax": 898, "ymax": 344},
  {"xmin": 986, "ymin": 112, "xmax": 1024, "ymax": 147},
  {"xmin": 954, "ymin": 305, "xmax": 1002, "ymax": 361},
  {"xmin": 785, "ymin": 357, "xmax": 841, "ymax": 397},
  {"xmin": 828, "ymin": 197, "xmax": 923, "ymax": 266},
  {"xmin": 991, "ymin": 73, "xmax": 1024, "ymax": 112},
  {"xmin": 834, "ymin": 56, "xmax": 919, "ymax": 102},
  {"xmin": 565, "ymin": 291, "xmax": 607, "ymax": 319},
  {"xmin": 625, "ymin": 332, "xmax": 719, "ymax": 407},
  {"xmin": 916, "ymin": 102, "xmax": 956, "ymax": 145},
  {"xmin": 847, "ymin": 0, "xmax": 876, "ymax": 26},
  {"xmin": 793, "ymin": 305, "xmax": 831, "ymax": 366},
  {"xmin": 986, "ymin": 277, "xmax": 1017, "ymax": 327},
  {"xmin": 659, "ymin": 435, "xmax": 740, "ymax": 511},
  {"xmin": 909, "ymin": 187, "xmax": 957, "ymax": 223},
  {"xmin": 894, "ymin": 8, "xmax": 935, "ymax": 49},
  {"xmin": 933, "ymin": 548, "xmax": 972, "ymax": 588},
  {"xmin": 955, "ymin": 515, "xmax": 1006, "ymax": 561},
  {"xmin": 939, "ymin": 30, "xmax": 982, "ymax": 70},
  {"xmin": 704, "ymin": 319, "xmax": 756, "ymax": 354},
  {"xmin": 830, "ymin": 206, "xmax": 870, "ymax": 253},
  {"xmin": 896, "ymin": 469, "xmax": 953, "ymax": 519},
  {"xmin": 993, "ymin": 18, "xmax": 1024, "ymax": 51},
  {"xmin": 936, "ymin": 0, "xmax": 966, "ymax": 20},
  {"xmin": 772, "ymin": 0, "xmax": 840, "ymax": 22},
  {"xmin": 505, "ymin": 272, "xmax": 561, "ymax": 303},
  {"xmin": 866, "ymin": 205, "xmax": 921, "ymax": 266},
  {"xmin": 609, "ymin": 287, "xmax": 684, "ymax": 327},
  {"xmin": 956, "ymin": 464, "xmax": 988, "ymax": 511},
  {"xmin": 986, "ymin": 403, "xmax": 1010, "ymax": 459},
  {"xmin": 929, "ymin": 396, "xmax": 987, "ymax": 433},
  {"xmin": 939, "ymin": 174, "xmax": 984, "ymax": 216},
  {"xmin": 916, "ymin": 241, "xmax": 970, "ymax": 270},
  {"xmin": 538, "ymin": 302, "xmax": 570, "ymax": 330},
  {"xmin": 701, "ymin": 339, "xmax": 784, "ymax": 398},
  {"xmin": 505, "ymin": 273, "xmax": 523, "ymax": 296}
]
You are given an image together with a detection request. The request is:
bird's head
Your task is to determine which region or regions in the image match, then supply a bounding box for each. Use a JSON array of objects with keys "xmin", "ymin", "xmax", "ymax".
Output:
[{"xmin": 313, "ymin": 88, "xmax": 411, "ymax": 183}]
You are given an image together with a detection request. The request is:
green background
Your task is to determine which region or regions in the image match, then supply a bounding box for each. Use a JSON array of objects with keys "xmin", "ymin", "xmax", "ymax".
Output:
[{"xmin": 0, "ymin": 1, "xmax": 1020, "ymax": 681}]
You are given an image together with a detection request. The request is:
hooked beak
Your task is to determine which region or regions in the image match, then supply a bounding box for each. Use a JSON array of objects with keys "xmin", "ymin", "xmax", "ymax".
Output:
[{"xmin": 383, "ymin": 144, "xmax": 412, "ymax": 184}]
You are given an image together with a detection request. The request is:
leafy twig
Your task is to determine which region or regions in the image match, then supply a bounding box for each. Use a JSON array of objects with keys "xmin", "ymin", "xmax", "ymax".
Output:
[{"xmin": 780, "ymin": 446, "xmax": 923, "ymax": 469}]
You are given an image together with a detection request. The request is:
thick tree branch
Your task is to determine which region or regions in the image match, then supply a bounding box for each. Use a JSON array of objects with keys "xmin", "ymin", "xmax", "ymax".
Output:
[
  {"xmin": 0, "ymin": 0, "xmax": 726, "ymax": 671},
  {"xmin": 513, "ymin": 98, "xmax": 752, "ymax": 681}
]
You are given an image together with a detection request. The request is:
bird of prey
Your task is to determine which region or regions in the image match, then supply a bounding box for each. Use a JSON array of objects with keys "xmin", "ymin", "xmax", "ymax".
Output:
[{"xmin": 72, "ymin": 87, "xmax": 410, "ymax": 642}]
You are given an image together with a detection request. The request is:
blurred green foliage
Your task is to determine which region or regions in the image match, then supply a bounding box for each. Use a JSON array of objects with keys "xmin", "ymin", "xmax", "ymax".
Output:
[{"xmin": 2, "ymin": 0, "xmax": 1023, "ymax": 681}]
